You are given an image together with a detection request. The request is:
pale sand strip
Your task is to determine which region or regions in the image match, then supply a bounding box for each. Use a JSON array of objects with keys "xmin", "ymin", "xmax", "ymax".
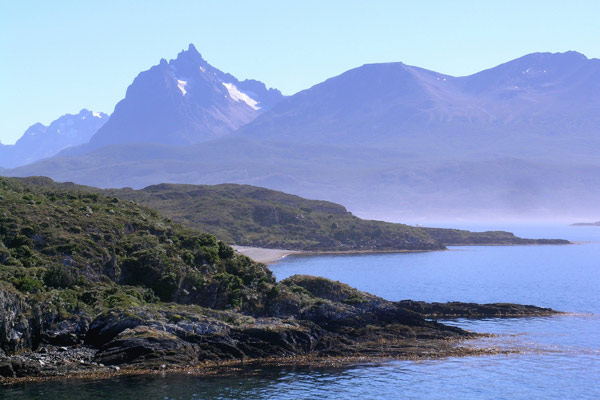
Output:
[
  {"xmin": 232, "ymin": 246, "xmax": 303, "ymax": 263},
  {"xmin": 233, "ymin": 246, "xmax": 444, "ymax": 263}
]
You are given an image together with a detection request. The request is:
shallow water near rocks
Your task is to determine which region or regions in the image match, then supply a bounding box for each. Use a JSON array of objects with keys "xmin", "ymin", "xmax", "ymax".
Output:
[{"xmin": 4, "ymin": 225, "xmax": 600, "ymax": 399}]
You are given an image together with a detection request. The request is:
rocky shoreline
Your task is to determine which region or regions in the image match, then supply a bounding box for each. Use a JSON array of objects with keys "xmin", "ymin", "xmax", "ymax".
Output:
[
  {"xmin": 0, "ymin": 344, "xmax": 514, "ymax": 386},
  {"xmin": 0, "ymin": 178, "xmax": 564, "ymax": 385},
  {"xmin": 0, "ymin": 275, "xmax": 559, "ymax": 384}
]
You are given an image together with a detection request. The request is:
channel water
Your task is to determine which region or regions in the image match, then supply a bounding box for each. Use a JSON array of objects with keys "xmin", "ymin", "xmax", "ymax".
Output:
[{"xmin": 4, "ymin": 224, "xmax": 600, "ymax": 399}]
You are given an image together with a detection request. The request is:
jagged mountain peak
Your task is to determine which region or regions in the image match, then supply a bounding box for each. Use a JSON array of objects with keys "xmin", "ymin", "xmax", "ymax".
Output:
[
  {"xmin": 170, "ymin": 45, "xmax": 211, "ymax": 79},
  {"xmin": 86, "ymin": 45, "xmax": 284, "ymax": 148},
  {"xmin": 175, "ymin": 43, "xmax": 206, "ymax": 64},
  {"xmin": 186, "ymin": 42, "xmax": 200, "ymax": 55}
]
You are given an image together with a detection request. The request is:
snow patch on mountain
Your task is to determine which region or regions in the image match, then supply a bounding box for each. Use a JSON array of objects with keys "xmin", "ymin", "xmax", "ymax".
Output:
[
  {"xmin": 222, "ymin": 82, "xmax": 260, "ymax": 110},
  {"xmin": 177, "ymin": 80, "xmax": 188, "ymax": 96}
]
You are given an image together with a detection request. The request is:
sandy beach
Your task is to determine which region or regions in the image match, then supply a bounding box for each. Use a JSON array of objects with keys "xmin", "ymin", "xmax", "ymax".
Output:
[
  {"xmin": 232, "ymin": 246, "xmax": 446, "ymax": 263},
  {"xmin": 232, "ymin": 246, "xmax": 303, "ymax": 263}
]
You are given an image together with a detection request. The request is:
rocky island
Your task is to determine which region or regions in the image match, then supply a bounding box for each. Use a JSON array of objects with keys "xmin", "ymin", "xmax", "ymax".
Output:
[{"xmin": 0, "ymin": 177, "xmax": 560, "ymax": 383}]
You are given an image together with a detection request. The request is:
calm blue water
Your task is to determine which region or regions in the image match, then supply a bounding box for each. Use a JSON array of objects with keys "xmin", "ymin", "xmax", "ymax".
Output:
[{"xmin": 4, "ymin": 225, "xmax": 600, "ymax": 399}]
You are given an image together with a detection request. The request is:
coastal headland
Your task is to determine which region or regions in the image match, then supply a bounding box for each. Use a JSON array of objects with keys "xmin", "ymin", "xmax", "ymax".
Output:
[{"xmin": 0, "ymin": 177, "xmax": 564, "ymax": 383}]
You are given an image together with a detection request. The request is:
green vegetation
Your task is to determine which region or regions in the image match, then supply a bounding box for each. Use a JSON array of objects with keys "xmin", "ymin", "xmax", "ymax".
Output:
[
  {"xmin": 5, "ymin": 178, "xmax": 568, "ymax": 258},
  {"xmin": 0, "ymin": 177, "xmax": 277, "ymax": 314},
  {"xmin": 101, "ymin": 183, "xmax": 568, "ymax": 250},
  {"xmin": 101, "ymin": 183, "xmax": 442, "ymax": 251},
  {"xmin": 421, "ymin": 228, "xmax": 570, "ymax": 246}
]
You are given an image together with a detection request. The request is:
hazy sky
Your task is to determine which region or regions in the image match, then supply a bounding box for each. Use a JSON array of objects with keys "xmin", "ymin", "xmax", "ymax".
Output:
[{"xmin": 1, "ymin": 0, "xmax": 599, "ymax": 144}]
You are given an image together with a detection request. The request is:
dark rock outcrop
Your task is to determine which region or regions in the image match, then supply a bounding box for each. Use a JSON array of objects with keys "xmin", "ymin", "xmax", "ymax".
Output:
[
  {"xmin": 0, "ymin": 276, "xmax": 561, "ymax": 381},
  {"xmin": 397, "ymin": 300, "xmax": 558, "ymax": 318},
  {"xmin": 0, "ymin": 284, "xmax": 33, "ymax": 353},
  {"xmin": 95, "ymin": 326, "xmax": 199, "ymax": 366}
]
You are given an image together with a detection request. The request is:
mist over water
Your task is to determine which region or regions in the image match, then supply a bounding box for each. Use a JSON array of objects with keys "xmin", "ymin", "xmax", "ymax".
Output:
[{"xmin": 4, "ymin": 224, "xmax": 600, "ymax": 399}]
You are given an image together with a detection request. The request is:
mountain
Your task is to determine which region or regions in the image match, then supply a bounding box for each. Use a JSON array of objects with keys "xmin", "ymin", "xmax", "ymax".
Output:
[
  {"xmin": 83, "ymin": 43, "xmax": 283, "ymax": 149},
  {"xmin": 0, "ymin": 109, "xmax": 107, "ymax": 168},
  {"xmin": 4, "ymin": 51, "xmax": 600, "ymax": 220},
  {"xmin": 236, "ymin": 51, "xmax": 600, "ymax": 161}
]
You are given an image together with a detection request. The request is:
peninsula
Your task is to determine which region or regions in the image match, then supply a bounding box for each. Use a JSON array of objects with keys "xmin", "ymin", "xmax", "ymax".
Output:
[
  {"xmin": 571, "ymin": 221, "xmax": 600, "ymax": 226},
  {"xmin": 15, "ymin": 178, "xmax": 569, "ymax": 251},
  {"xmin": 0, "ymin": 177, "xmax": 560, "ymax": 382}
]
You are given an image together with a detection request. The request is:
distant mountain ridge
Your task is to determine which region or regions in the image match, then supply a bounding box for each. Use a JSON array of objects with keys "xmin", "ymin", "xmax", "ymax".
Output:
[
  {"xmin": 4, "ymin": 50, "xmax": 600, "ymax": 220},
  {"xmin": 0, "ymin": 109, "xmax": 107, "ymax": 168},
  {"xmin": 237, "ymin": 51, "xmax": 600, "ymax": 161}
]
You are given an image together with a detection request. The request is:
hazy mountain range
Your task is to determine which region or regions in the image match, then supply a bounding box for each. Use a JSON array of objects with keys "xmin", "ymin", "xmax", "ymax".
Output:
[
  {"xmin": 3, "ymin": 46, "xmax": 599, "ymax": 220},
  {"xmin": 0, "ymin": 109, "xmax": 108, "ymax": 168}
]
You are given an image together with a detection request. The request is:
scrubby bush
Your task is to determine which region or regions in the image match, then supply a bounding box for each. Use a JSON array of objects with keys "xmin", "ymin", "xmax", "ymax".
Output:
[
  {"xmin": 152, "ymin": 273, "xmax": 179, "ymax": 301},
  {"xmin": 43, "ymin": 264, "xmax": 79, "ymax": 289},
  {"xmin": 214, "ymin": 272, "xmax": 243, "ymax": 307},
  {"xmin": 218, "ymin": 241, "xmax": 234, "ymax": 259},
  {"xmin": 0, "ymin": 177, "xmax": 277, "ymax": 315},
  {"xmin": 12, "ymin": 276, "xmax": 44, "ymax": 293}
]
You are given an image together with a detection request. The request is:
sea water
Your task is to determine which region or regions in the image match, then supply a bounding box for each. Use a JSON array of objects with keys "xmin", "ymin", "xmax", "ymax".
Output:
[{"xmin": 4, "ymin": 225, "xmax": 600, "ymax": 399}]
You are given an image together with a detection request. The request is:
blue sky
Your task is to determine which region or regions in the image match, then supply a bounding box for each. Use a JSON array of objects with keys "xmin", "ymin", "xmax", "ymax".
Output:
[{"xmin": 1, "ymin": 0, "xmax": 599, "ymax": 144}]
